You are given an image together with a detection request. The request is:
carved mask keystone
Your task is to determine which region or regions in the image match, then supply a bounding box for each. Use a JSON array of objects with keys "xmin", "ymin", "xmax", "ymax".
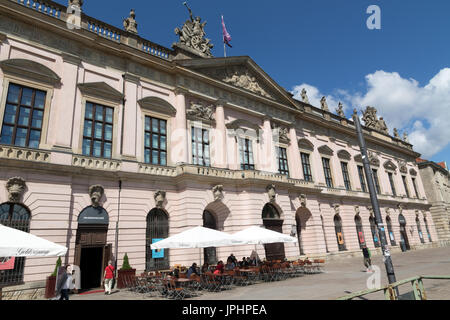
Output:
[
  {"xmin": 266, "ymin": 184, "xmax": 276, "ymax": 203},
  {"xmin": 212, "ymin": 185, "xmax": 224, "ymax": 202},
  {"xmin": 6, "ymin": 177, "xmax": 26, "ymax": 203},
  {"xmin": 89, "ymin": 185, "xmax": 104, "ymax": 208},
  {"xmin": 299, "ymin": 194, "xmax": 307, "ymax": 207},
  {"xmin": 154, "ymin": 191, "xmax": 167, "ymax": 208}
]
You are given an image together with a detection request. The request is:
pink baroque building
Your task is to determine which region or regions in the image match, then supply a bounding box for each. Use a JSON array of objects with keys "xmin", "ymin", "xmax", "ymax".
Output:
[{"xmin": 0, "ymin": 1, "xmax": 439, "ymax": 294}]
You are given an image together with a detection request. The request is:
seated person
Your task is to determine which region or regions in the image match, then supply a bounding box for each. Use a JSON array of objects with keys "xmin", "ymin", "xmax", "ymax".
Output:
[
  {"xmin": 187, "ymin": 263, "xmax": 199, "ymax": 278},
  {"xmin": 201, "ymin": 262, "xmax": 209, "ymax": 274},
  {"xmin": 214, "ymin": 261, "xmax": 224, "ymax": 275},
  {"xmin": 240, "ymin": 257, "xmax": 249, "ymax": 268},
  {"xmin": 224, "ymin": 259, "xmax": 235, "ymax": 271},
  {"xmin": 170, "ymin": 267, "xmax": 180, "ymax": 278}
]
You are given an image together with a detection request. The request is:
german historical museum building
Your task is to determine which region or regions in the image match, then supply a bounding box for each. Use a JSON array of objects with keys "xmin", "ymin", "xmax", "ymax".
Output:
[{"xmin": 0, "ymin": 0, "xmax": 442, "ymax": 294}]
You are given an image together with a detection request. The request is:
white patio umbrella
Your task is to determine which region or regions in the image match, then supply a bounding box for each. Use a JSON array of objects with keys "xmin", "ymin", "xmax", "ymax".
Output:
[
  {"xmin": 233, "ymin": 226, "xmax": 298, "ymax": 245},
  {"xmin": 150, "ymin": 226, "xmax": 245, "ymax": 269},
  {"xmin": 233, "ymin": 226, "xmax": 298, "ymax": 264},
  {"xmin": 0, "ymin": 224, "xmax": 67, "ymax": 258}
]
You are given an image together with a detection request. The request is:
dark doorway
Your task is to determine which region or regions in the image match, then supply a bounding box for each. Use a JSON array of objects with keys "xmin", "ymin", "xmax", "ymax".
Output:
[
  {"xmin": 262, "ymin": 204, "xmax": 286, "ymax": 261},
  {"xmin": 203, "ymin": 210, "xmax": 218, "ymax": 265},
  {"xmin": 80, "ymin": 247, "xmax": 104, "ymax": 290}
]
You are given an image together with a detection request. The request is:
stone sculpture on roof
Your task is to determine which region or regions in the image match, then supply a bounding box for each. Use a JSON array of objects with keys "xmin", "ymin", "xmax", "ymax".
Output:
[
  {"xmin": 320, "ymin": 97, "xmax": 329, "ymax": 112},
  {"xmin": 174, "ymin": 2, "xmax": 213, "ymax": 57},
  {"xmin": 393, "ymin": 128, "xmax": 400, "ymax": 139},
  {"xmin": 362, "ymin": 106, "xmax": 389, "ymax": 134},
  {"xmin": 123, "ymin": 9, "xmax": 138, "ymax": 34},
  {"xmin": 403, "ymin": 132, "xmax": 409, "ymax": 143},
  {"xmin": 301, "ymin": 88, "xmax": 310, "ymax": 104},
  {"xmin": 336, "ymin": 102, "xmax": 345, "ymax": 118}
]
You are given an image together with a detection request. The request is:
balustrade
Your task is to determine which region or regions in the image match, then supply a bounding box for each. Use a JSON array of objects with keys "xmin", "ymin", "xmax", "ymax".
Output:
[{"xmin": 12, "ymin": 0, "xmax": 63, "ymax": 19}]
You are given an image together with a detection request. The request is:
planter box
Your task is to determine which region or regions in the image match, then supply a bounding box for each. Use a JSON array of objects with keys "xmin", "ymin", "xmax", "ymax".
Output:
[
  {"xmin": 44, "ymin": 275, "xmax": 56, "ymax": 299},
  {"xmin": 117, "ymin": 269, "xmax": 136, "ymax": 289}
]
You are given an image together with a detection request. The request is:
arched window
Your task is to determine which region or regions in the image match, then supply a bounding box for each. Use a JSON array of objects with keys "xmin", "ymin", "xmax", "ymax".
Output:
[
  {"xmin": 424, "ymin": 217, "xmax": 432, "ymax": 242},
  {"xmin": 146, "ymin": 208, "xmax": 169, "ymax": 271},
  {"xmin": 398, "ymin": 214, "xmax": 410, "ymax": 251},
  {"xmin": 0, "ymin": 203, "xmax": 31, "ymax": 286},
  {"xmin": 416, "ymin": 217, "xmax": 425, "ymax": 244},
  {"xmin": 386, "ymin": 216, "xmax": 396, "ymax": 246},
  {"xmin": 355, "ymin": 215, "xmax": 365, "ymax": 249},
  {"xmin": 203, "ymin": 210, "xmax": 218, "ymax": 265},
  {"xmin": 369, "ymin": 216, "xmax": 381, "ymax": 248},
  {"xmin": 334, "ymin": 215, "xmax": 346, "ymax": 251}
]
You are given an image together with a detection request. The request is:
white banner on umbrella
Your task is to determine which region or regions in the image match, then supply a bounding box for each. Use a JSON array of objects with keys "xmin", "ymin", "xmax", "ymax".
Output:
[{"xmin": 0, "ymin": 224, "xmax": 67, "ymax": 258}]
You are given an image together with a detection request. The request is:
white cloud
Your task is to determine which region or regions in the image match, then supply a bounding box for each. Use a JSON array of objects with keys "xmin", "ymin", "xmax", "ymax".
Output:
[{"xmin": 291, "ymin": 68, "xmax": 450, "ymax": 159}]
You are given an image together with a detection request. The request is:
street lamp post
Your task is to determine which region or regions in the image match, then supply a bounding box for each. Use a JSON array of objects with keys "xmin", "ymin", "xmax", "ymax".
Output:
[{"xmin": 353, "ymin": 111, "xmax": 398, "ymax": 295}]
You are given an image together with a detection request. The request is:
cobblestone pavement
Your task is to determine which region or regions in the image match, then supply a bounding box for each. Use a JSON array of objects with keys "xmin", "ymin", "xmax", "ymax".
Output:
[{"xmin": 67, "ymin": 246, "xmax": 450, "ymax": 301}]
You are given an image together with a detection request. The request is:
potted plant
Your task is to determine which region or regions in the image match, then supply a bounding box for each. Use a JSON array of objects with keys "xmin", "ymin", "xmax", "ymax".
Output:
[
  {"xmin": 117, "ymin": 253, "xmax": 136, "ymax": 289},
  {"xmin": 45, "ymin": 257, "xmax": 61, "ymax": 299}
]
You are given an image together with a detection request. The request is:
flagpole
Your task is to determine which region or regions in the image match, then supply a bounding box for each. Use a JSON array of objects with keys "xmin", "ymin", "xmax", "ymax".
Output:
[{"xmin": 224, "ymin": 42, "xmax": 227, "ymax": 58}]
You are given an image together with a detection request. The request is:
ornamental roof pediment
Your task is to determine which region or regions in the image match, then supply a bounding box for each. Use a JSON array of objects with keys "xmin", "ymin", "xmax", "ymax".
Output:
[{"xmin": 175, "ymin": 57, "xmax": 299, "ymax": 109}]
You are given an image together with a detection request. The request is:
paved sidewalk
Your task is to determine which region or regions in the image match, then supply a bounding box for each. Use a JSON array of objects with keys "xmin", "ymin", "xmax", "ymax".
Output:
[{"xmin": 68, "ymin": 246, "xmax": 450, "ymax": 300}]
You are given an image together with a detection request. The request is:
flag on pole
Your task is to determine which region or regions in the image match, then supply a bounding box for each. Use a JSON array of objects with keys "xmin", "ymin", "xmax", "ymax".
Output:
[{"xmin": 222, "ymin": 15, "xmax": 232, "ymax": 48}]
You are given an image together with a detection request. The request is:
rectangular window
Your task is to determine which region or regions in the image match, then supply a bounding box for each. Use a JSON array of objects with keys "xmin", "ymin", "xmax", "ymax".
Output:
[
  {"xmin": 412, "ymin": 178, "xmax": 420, "ymax": 198},
  {"xmin": 322, "ymin": 157, "xmax": 333, "ymax": 188},
  {"xmin": 82, "ymin": 102, "xmax": 114, "ymax": 159},
  {"xmin": 239, "ymin": 138, "xmax": 255, "ymax": 170},
  {"xmin": 1, "ymin": 83, "xmax": 46, "ymax": 149},
  {"xmin": 372, "ymin": 169, "xmax": 381, "ymax": 195},
  {"xmin": 191, "ymin": 127, "xmax": 210, "ymax": 167},
  {"xmin": 301, "ymin": 153, "xmax": 313, "ymax": 182},
  {"xmin": 144, "ymin": 116, "xmax": 167, "ymax": 166},
  {"xmin": 388, "ymin": 172, "xmax": 397, "ymax": 196},
  {"xmin": 402, "ymin": 176, "xmax": 410, "ymax": 198},
  {"xmin": 341, "ymin": 162, "xmax": 352, "ymax": 191},
  {"xmin": 358, "ymin": 165, "xmax": 367, "ymax": 192},
  {"xmin": 277, "ymin": 147, "xmax": 289, "ymax": 176}
]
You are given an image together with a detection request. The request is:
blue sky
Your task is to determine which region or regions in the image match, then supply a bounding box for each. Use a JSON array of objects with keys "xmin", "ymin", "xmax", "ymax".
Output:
[{"xmin": 56, "ymin": 0, "xmax": 450, "ymax": 166}]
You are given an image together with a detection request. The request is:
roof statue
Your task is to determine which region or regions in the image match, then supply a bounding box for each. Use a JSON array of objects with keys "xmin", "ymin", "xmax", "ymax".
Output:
[
  {"xmin": 336, "ymin": 102, "xmax": 345, "ymax": 118},
  {"xmin": 362, "ymin": 106, "xmax": 378, "ymax": 128},
  {"xmin": 362, "ymin": 106, "xmax": 389, "ymax": 134},
  {"xmin": 376, "ymin": 117, "xmax": 389, "ymax": 135},
  {"xmin": 301, "ymin": 88, "xmax": 310, "ymax": 104},
  {"xmin": 403, "ymin": 132, "xmax": 409, "ymax": 143},
  {"xmin": 123, "ymin": 9, "xmax": 138, "ymax": 34},
  {"xmin": 68, "ymin": 0, "xmax": 83, "ymax": 8},
  {"xmin": 393, "ymin": 128, "xmax": 400, "ymax": 139},
  {"xmin": 174, "ymin": 2, "xmax": 213, "ymax": 57},
  {"xmin": 320, "ymin": 96, "xmax": 329, "ymax": 112}
]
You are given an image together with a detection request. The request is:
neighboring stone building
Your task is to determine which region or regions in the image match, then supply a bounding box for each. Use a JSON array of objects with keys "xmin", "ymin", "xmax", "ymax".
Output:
[
  {"xmin": 417, "ymin": 159, "xmax": 450, "ymax": 244},
  {"xmin": 0, "ymin": 0, "xmax": 439, "ymax": 297}
]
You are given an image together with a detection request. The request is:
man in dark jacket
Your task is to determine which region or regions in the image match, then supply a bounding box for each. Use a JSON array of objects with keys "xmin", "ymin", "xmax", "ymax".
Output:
[{"xmin": 362, "ymin": 245, "xmax": 372, "ymax": 272}]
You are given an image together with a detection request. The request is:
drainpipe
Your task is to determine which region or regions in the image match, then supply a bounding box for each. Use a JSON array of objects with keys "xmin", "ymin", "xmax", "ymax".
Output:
[{"xmin": 114, "ymin": 180, "xmax": 122, "ymax": 275}]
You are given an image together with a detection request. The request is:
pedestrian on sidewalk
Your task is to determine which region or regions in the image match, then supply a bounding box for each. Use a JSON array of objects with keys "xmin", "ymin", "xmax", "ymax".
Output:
[
  {"xmin": 103, "ymin": 260, "xmax": 115, "ymax": 295},
  {"xmin": 56, "ymin": 265, "xmax": 74, "ymax": 300},
  {"xmin": 362, "ymin": 245, "xmax": 373, "ymax": 272}
]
